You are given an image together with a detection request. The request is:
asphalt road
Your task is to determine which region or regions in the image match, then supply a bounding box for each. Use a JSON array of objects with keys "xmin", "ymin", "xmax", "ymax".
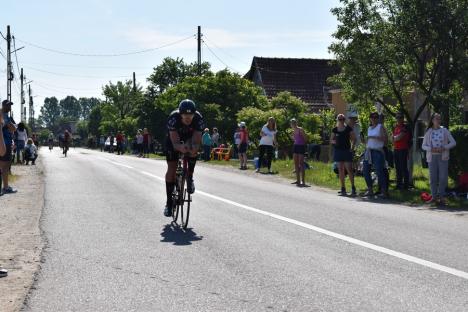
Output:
[{"xmin": 24, "ymin": 148, "xmax": 468, "ymax": 311}]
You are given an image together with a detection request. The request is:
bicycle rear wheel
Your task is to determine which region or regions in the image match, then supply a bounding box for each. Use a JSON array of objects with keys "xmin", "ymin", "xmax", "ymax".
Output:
[{"xmin": 180, "ymin": 189, "xmax": 191, "ymax": 229}]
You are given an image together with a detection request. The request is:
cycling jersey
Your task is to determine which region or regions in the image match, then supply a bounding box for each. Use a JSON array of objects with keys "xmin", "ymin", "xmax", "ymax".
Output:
[
  {"xmin": 165, "ymin": 110, "xmax": 205, "ymax": 161},
  {"xmin": 166, "ymin": 110, "xmax": 205, "ymax": 141}
]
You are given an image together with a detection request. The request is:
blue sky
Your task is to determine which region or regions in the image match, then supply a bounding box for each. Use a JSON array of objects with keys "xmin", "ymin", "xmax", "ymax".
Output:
[{"xmin": 0, "ymin": 0, "xmax": 341, "ymax": 119}]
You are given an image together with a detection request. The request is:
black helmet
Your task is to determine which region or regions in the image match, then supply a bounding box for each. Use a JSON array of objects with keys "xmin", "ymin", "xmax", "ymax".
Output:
[{"xmin": 178, "ymin": 99, "xmax": 196, "ymax": 114}]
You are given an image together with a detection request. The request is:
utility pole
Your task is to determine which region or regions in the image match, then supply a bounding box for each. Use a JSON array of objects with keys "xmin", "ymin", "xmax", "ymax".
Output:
[
  {"xmin": 133, "ymin": 72, "xmax": 136, "ymax": 93},
  {"xmin": 6, "ymin": 26, "xmax": 12, "ymax": 105},
  {"xmin": 20, "ymin": 68, "xmax": 25, "ymax": 122},
  {"xmin": 197, "ymin": 26, "xmax": 202, "ymax": 76},
  {"xmin": 28, "ymin": 84, "xmax": 34, "ymax": 130}
]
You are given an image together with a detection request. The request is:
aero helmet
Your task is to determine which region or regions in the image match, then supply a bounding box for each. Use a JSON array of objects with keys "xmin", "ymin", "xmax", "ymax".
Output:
[{"xmin": 178, "ymin": 99, "xmax": 196, "ymax": 114}]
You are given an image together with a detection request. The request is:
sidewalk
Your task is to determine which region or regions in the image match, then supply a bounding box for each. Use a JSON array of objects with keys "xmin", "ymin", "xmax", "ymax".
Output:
[{"xmin": 0, "ymin": 161, "xmax": 44, "ymax": 312}]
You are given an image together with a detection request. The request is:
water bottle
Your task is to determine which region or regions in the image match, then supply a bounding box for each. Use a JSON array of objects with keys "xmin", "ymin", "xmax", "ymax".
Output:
[{"xmin": 275, "ymin": 149, "xmax": 278, "ymax": 159}]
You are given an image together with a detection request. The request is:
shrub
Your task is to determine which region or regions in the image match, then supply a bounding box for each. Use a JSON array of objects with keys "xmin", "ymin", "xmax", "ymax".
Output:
[{"xmin": 449, "ymin": 125, "xmax": 468, "ymax": 181}]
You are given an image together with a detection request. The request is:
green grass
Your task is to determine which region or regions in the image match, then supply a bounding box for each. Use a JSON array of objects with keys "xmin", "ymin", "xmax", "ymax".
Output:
[{"xmin": 208, "ymin": 158, "xmax": 466, "ymax": 209}]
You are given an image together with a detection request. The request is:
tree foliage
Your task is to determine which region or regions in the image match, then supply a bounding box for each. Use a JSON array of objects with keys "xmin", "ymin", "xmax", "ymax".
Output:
[{"xmin": 329, "ymin": 0, "xmax": 467, "ymax": 128}]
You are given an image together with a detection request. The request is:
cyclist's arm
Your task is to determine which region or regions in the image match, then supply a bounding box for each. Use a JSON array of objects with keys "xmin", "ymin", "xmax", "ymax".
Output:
[
  {"xmin": 169, "ymin": 131, "xmax": 188, "ymax": 153},
  {"xmin": 190, "ymin": 131, "xmax": 202, "ymax": 152}
]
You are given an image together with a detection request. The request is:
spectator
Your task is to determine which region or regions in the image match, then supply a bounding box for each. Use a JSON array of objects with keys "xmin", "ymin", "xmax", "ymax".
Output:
[
  {"xmin": 233, "ymin": 126, "xmax": 241, "ymax": 159},
  {"xmin": 422, "ymin": 113, "xmax": 456, "ymax": 205},
  {"xmin": 63, "ymin": 129, "xmax": 71, "ymax": 156},
  {"xmin": 15, "ymin": 122, "xmax": 28, "ymax": 164},
  {"xmin": 290, "ymin": 118, "xmax": 307, "ymax": 186},
  {"xmin": 331, "ymin": 113, "xmax": 356, "ymax": 196},
  {"xmin": 143, "ymin": 128, "xmax": 150, "ymax": 158},
  {"xmin": 48, "ymin": 132, "xmax": 54, "ymax": 151},
  {"xmin": 211, "ymin": 127, "xmax": 220, "ymax": 148},
  {"xmin": 238, "ymin": 122, "xmax": 249, "ymax": 170},
  {"xmin": 256, "ymin": 117, "xmax": 277, "ymax": 174},
  {"xmin": 363, "ymin": 112, "xmax": 388, "ymax": 198},
  {"xmin": 392, "ymin": 112, "xmax": 412, "ymax": 190},
  {"xmin": 109, "ymin": 134, "xmax": 115, "ymax": 153},
  {"xmin": 136, "ymin": 129, "xmax": 144, "ymax": 157},
  {"xmin": 24, "ymin": 138, "xmax": 38, "ymax": 165},
  {"xmin": 31, "ymin": 132, "xmax": 39, "ymax": 147},
  {"xmin": 347, "ymin": 111, "xmax": 362, "ymax": 146},
  {"xmin": 0, "ymin": 100, "xmax": 17, "ymax": 194},
  {"xmin": 0, "ymin": 112, "xmax": 7, "ymax": 277},
  {"xmin": 0, "ymin": 113, "xmax": 6, "ymax": 156},
  {"xmin": 116, "ymin": 131, "xmax": 124, "ymax": 155},
  {"xmin": 99, "ymin": 135, "xmax": 105, "ymax": 152},
  {"xmin": 202, "ymin": 128, "xmax": 212, "ymax": 161}
]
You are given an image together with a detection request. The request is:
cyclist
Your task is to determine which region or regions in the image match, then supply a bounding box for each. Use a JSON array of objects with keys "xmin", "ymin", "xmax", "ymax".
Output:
[
  {"xmin": 164, "ymin": 99, "xmax": 204, "ymax": 217},
  {"xmin": 48, "ymin": 132, "xmax": 54, "ymax": 151},
  {"xmin": 63, "ymin": 129, "xmax": 71, "ymax": 156}
]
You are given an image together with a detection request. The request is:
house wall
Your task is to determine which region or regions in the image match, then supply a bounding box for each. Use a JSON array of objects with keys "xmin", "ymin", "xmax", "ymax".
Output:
[{"xmin": 331, "ymin": 92, "xmax": 346, "ymax": 114}]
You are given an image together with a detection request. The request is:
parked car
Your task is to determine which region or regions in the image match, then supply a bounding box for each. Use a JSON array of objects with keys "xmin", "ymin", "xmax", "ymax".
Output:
[{"xmin": 104, "ymin": 138, "xmax": 117, "ymax": 152}]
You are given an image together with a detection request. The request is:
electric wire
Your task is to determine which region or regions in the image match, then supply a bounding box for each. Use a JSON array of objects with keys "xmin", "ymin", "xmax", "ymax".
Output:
[
  {"xmin": 202, "ymin": 34, "xmax": 251, "ymax": 66},
  {"xmin": 202, "ymin": 41, "xmax": 240, "ymax": 73},
  {"xmin": 25, "ymin": 66, "xmax": 151, "ymax": 79},
  {"xmin": 15, "ymin": 34, "xmax": 196, "ymax": 57}
]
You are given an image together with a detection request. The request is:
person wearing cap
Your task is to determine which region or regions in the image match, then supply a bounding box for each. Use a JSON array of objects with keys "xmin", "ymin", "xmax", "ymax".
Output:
[
  {"xmin": 0, "ymin": 100, "xmax": 17, "ymax": 194},
  {"xmin": 202, "ymin": 128, "xmax": 212, "ymax": 161},
  {"xmin": 362, "ymin": 111, "xmax": 388, "ymax": 198},
  {"xmin": 347, "ymin": 111, "xmax": 362, "ymax": 146},
  {"xmin": 211, "ymin": 127, "xmax": 220, "ymax": 148},
  {"xmin": 238, "ymin": 122, "xmax": 249, "ymax": 170},
  {"xmin": 136, "ymin": 129, "xmax": 144, "ymax": 157},
  {"xmin": 392, "ymin": 112, "xmax": 412, "ymax": 189}
]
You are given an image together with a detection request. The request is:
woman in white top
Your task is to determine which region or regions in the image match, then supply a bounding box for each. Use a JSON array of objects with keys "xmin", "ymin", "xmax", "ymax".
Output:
[
  {"xmin": 256, "ymin": 117, "xmax": 277, "ymax": 173},
  {"xmin": 15, "ymin": 122, "xmax": 28, "ymax": 163},
  {"xmin": 421, "ymin": 113, "xmax": 456, "ymax": 205},
  {"xmin": 363, "ymin": 112, "xmax": 388, "ymax": 198}
]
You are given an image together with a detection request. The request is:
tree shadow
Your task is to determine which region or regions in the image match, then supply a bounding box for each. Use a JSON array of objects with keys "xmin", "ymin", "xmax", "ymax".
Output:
[{"xmin": 160, "ymin": 223, "xmax": 203, "ymax": 246}]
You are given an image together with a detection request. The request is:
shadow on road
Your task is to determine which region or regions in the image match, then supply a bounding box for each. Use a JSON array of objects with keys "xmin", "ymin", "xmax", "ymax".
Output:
[{"xmin": 160, "ymin": 224, "xmax": 203, "ymax": 246}]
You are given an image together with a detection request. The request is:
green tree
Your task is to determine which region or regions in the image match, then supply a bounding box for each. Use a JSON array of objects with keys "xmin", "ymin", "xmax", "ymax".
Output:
[
  {"xmin": 155, "ymin": 69, "xmax": 269, "ymax": 143},
  {"xmin": 87, "ymin": 104, "xmax": 103, "ymax": 137},
  {"xmin": 329, "ymin": 0, "xmax": 467, "ymax": 128},
  {"xmin": 38, "ymin": 97, "xmax": 61, "ymax": 133},
  {"xmin": 79, "ymin": 97, "xmax": 101, "ymax": 120},
  {"xmin": 147, "ymin": 57, "xmax": 211, "ymax": 95},
  {"xmin": 59, "ymin": 96, "xmax": 81, "ymax": 120}
]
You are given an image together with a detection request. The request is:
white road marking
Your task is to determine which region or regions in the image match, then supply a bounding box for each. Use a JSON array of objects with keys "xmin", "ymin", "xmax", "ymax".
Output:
[
  {"xmin": 135, "ymin": 166, "xmax": 468, "ymax": 281},
  {"xmin": 100, "ymin": 157, "xmax": 134, "ymax": 169}
]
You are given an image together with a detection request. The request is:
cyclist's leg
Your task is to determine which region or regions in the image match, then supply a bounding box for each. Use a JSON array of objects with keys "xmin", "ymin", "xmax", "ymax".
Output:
[{"xmin": 164, "ymin": 138, "xmax": 179, "ymax": 215}]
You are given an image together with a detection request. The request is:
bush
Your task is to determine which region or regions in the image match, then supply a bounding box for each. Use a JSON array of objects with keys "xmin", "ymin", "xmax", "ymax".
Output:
[{"xmin": 449, "ymin": 125, "xmax": 468, "ymax": 181}]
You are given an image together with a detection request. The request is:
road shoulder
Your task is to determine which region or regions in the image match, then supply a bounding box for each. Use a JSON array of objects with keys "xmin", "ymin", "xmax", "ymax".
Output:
[{"xmin": 0, "ymin": 161, "xmax": 44, "ymax": 312}]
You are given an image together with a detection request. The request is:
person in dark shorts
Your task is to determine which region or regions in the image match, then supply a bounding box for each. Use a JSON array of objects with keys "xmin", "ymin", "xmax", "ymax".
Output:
[
  {"xmin": 164, "ymin": 99, "xmax": 205, "ymax": 217},
  {"xmin": 290, "ymin": 118, "xmax": 307, "ymax": 186},
  {"xmin": 331, "ymin": 113, "xmax": 356, "ymax": 196}
]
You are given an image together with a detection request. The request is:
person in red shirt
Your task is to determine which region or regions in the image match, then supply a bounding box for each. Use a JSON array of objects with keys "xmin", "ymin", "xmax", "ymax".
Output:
[
  {"xmin": 392, "ymin": 112, "xmax": 412, "ymax": 189},
  {"xmin": 143, "ymin": 128, "xmax": 150, "ymax": 158},
  {"xmin": 116, "ymin": 131, "xmax": 124, "ymax": 155}
]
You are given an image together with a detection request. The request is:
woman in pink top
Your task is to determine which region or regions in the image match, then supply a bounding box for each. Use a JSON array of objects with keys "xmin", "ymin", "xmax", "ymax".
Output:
[{"xmin": 290, "ymin": 118, "xmax": 307, "ymax": 186}]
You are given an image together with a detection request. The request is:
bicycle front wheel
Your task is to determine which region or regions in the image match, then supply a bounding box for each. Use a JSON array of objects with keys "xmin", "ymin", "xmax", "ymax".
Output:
[
  {"xmin": 180, "ymin": 189, "xmax": 190, "ymax": 230},
  {"xmin": 171, "ymin": 191, "xmax": 179, "ymax": 223}
]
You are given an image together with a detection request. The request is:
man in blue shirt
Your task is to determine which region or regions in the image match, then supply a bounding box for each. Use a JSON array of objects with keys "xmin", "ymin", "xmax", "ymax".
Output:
[{"xmin": 0, "ymin": 100, "xmax": 17, "ymax": 194}]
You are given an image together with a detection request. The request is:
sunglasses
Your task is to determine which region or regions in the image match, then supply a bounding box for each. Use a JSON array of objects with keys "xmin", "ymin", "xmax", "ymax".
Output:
[{"xmin": 338, "ymin": 118, "xmax": 345, "ymax": 121}]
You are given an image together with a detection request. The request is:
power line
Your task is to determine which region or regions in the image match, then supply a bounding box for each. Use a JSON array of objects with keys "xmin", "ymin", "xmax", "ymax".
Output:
[
  {"xmin": 202, "ymin": 34, "xmax": 251, "ymax": 66},
  {"xmin": 25, "ymin": 66, "xmax": 152, "ymax": 79},
  {"xmin": 202, "ymin": 41, "xmax": 240, "ymax": 73},
  {"xmin": 15, "ymin": 34, "xmax": 196, "ymax": 57},
  {"xmin": 23, "ymin": 61, "xmax": 149, "ymax": 70},
  {"xmin": 34, "ymin": 80, "xmax": 101, "ymax": 91},
  {"xmin": 0, "ymin": 46, "xmax": 6, "ymax": 60}
]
